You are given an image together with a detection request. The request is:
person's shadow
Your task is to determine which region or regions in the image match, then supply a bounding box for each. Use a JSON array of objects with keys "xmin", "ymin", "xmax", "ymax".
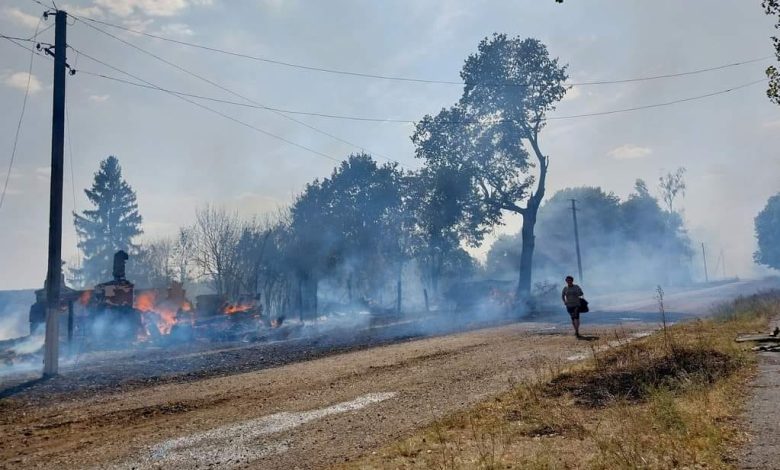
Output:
[
  {"xmin": 0, "ymin": 376, "xmax": 51, "ymax": 399},
  {"xmin": 577, "ymin": 335, "xmax": 600, "ymax": 342}
]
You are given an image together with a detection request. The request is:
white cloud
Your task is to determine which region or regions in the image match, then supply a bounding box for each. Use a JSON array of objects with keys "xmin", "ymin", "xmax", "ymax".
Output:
[
  {"xmin": 3, "ymin": 72, "xmax": 42, "ymax": 94},
  {"xmin": 607, "ymin": 144, "xmax": 653, "ymax": 160},
  {"xmin": 122, "ymin": 17, "xmax": 154, "ymax": 32},
  {"xmin": 4, "ymin": 8, "xmax": 40, "ymax": 29},
  {"xmin": 159, "ymin": 22, "xmax": 194, "ymax": 36},
  {"xmin": 93, "ymin": 0, "xmax": 213, "ymax": 18},
  {"xmin": 62, "ymin": 4, "xmax": 105, "ymax": 18},
  {"xmin": 88, "ymin": 94, "xmax": 110, "ymax": 103}
]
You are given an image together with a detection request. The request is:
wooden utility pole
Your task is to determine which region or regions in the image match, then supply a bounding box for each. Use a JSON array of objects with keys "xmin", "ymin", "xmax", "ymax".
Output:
[
  {"xmin": 43, "ymin": 10, "xmax": 67, "ymax": 377},
  {"xmin": 570, "ymin": 199, "xmax": 583, "ymax": 282},
  {"xmin": 701, "ymin": 242, "xmax": 709, "ymax": 284}
]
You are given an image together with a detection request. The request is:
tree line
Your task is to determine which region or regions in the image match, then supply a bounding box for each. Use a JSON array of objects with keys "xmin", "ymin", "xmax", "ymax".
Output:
[{"xmin": 69, "ymin": 34, "xmax": 703, "ymax": 319}]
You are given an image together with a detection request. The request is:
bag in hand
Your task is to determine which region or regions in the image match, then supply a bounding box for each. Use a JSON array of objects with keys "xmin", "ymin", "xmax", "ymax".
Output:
[{"xmin": 579, "ymin": 298, "xmax": 589, "ymax": 313}]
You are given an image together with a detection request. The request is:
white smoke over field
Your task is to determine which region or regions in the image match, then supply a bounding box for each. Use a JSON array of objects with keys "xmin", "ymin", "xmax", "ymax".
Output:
[{"xmin": 0, "ymin": 290, "xmax": 34, "ymax": 341}]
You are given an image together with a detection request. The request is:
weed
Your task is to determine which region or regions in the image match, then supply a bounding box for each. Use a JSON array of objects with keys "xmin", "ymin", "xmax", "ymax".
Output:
[{"xmin": 345, "ymin": 290, "xmax": 780, "ymax": 470}]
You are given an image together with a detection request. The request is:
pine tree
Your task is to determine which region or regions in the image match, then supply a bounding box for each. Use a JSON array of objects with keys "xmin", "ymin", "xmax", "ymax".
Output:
[{"xmin": 74, "ymin": 156, "xmax": 143, "ymax": 285}]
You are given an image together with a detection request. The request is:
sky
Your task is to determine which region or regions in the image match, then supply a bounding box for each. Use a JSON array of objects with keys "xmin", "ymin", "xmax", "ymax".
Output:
[{"xmin": 0, "ymin": 0, "xmax": 778, "ymax": 289}]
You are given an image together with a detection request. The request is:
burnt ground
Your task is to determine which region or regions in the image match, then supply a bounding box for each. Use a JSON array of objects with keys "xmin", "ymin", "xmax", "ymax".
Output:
[
  {"xmin": 0, "ymin": 279, "xmax": 776, "ymax": 469},
  {"xmin": 0, "ymin": 313, "xmax": 552, "ymax": 406},
  {"xmin": 0, "ymin": 323, "xmax": 619, "ymax": 469}
]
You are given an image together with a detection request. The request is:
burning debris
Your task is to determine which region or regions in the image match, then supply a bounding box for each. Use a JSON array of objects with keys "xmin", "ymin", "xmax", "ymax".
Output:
[{"xmin": 18, "ymin": 251, "xmax": 282, "ymax": 356}]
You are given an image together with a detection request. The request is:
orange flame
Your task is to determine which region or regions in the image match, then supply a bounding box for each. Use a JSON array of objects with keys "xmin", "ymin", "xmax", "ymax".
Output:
[
  {"xmin": 134, "ymin": 291, "xmax": 189, "ymax": 335},
  {"xmin": 134, "ymin": 291, "xmax": 157, "ymax": 312},
  {"xmin": 78, "ymin": 290, "xmax": 93, "ymax": 306},
  {"xmin": 223, "ymin": 303, "xmax": 254, "ymax": 315}
]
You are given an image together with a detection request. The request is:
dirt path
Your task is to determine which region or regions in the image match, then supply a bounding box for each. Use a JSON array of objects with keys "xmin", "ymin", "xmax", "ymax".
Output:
[
  {"xmin": 739, "ymin": 317, "xmax": 780, "ymax": 470},
  {"xmin": 0, "ymin": 324, "xmax": 625, "ymax": 469}
]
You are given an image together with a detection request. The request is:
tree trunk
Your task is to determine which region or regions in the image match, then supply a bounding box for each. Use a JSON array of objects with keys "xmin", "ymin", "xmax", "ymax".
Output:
[
  {"xmin": 347, "ymin": 274, "xmax": 353, "ymax": 310},
  {"xmin": 396, "ymin": 262, "xmax": 403, "ymax": 314},
  {"xmin": 297, "ymin": 276, "xmax": 304, "ymax": 323},
  {"xmin": 516, "ymin": 134, "xmax": 549, "ymax": 302},
  {"xmin": 517, "ymin": 209, "xmax": 537, "ymax": 299},
  {"xmin": 313, "ymin": 278, "xmax": 318, "ymax": 319}
]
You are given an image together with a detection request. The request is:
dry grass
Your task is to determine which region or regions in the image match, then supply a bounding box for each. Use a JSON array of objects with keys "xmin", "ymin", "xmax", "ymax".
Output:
[{"xmin": 346, "ymin": 290, "xmax": 780, "ymax": 470}]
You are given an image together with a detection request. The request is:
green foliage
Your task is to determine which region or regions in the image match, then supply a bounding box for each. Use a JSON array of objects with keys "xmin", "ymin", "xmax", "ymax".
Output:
[
  {"xmin": 73, "ymin": 156, "xmax": 143, "ymax": 286},
  {"xmin": 754, "ymin": 193, "xmax": 780, "ymax": 269},
  {"xmin": 455, "ymin": 35, "xmax": 569, "ymax": 218},
  {"xmin": 409, "ymin": 118, "xmax": 496, "ymax": 291},
  {"xmin": 413, "ymin": 34, "xmax": 569, "ymax": 297},
  {"xmin": 289, "ymin": 153, "xmax": 409, "ymax": 302},
  {"xmin": 764, "ymin": 0, "xmax": 780, "ymax": 104}
]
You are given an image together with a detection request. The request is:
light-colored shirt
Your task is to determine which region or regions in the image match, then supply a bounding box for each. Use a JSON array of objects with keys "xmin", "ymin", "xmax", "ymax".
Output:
[{"xmin": 562, "ymin": 284, "xmax": 583, "ymax": 307}]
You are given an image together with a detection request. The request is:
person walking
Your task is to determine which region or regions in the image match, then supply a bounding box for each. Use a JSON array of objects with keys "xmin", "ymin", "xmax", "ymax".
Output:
[{"xmin": 561, "ymin": 275, "xmax": 584, "ymax": 338}]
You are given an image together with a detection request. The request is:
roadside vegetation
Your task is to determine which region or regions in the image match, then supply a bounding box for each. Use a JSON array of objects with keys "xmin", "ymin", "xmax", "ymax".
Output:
[{"xmin": 348, "ymin": 291, "xmax": 780, "ymax": 469}]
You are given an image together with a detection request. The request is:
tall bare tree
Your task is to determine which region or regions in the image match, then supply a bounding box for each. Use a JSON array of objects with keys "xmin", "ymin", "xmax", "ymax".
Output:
[
  {"xmin": 192, "ymin": 206, "xmax": 242, "ymax": 298},
  {"xmin": 658, "ymin": 167, "xmax": 686, "ymax": 213}
]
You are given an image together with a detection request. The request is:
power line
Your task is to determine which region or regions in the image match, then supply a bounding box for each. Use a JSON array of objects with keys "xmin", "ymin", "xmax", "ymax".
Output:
[
  {"xmin": 0, "ymin": 17, "xmax": 43, "ymax": 211},
  {"xmin": 65, "ymin": 95, "xmax": 82, "ymax": 268},
  {"xmin": 72, "ymin": 14, "xmax": 772, "ymax": 88},
  {"xmin": 78, "ymin": 68, "xmax": 766, "ymax": 124},
  {"xmin": 71, "ymin": 46, "xmax": 341, "ymax": 163},
  {"xmin": 78, "ymin": 70, "xmax": 414, "ymax": 123},
  {"xmin": 0, "ymin": 23, "xmax": 53, "ymax": 42},
  {"xmin": 70, "ymin": 15, "xmax": 398, "ymax": 163},
  {"xmin": 28, "ymin": 0, "xmax": 52, "ymax": 10},
  {"xmin": 65, "ymin": 97, "xmax": 77, "ymax": 213},
  {"xmin": 545, "ymin": 79, "xmax": 765, "ymax": 120},
  {"xmin": 8, "ymin": 28, "xmax": 763, "ymax": 130}
]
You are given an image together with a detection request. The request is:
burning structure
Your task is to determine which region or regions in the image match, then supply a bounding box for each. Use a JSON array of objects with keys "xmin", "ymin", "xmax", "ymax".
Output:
[{"xmin": 26, "ymin": 251, "xmax": 270, "ymax": 349}]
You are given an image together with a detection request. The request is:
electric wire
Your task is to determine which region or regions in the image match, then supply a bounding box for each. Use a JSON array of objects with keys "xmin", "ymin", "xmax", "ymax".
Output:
[
  {"xmin": 65, "ymin": 96, "xmax": 82, "ymax": 270},
  {"xmin": 0, "ymin": 17, "xmax": 43, "ymax": 211},
  {"xmin": 72, "ymin": 14, "xmax": 773, "ymax": 88},
  {"xmin": 0, "ymin": 21, "xmax": 53, "ymax": 42},
  {"xmin": 27, "ymin": 0, "xmax": 51, "ymax": 10},
  {"xmin": 70, "ymin": 15, "xmax": 398, "ymax": 163},
  {"xmin": 70, "ymin": 46, "xmax": 341, "ymax": 163},
  {"xmin": 545, "ymin": 79, "xmax": 765, "ymax": 120},
  {"xmin": 65, "ymin": 97, "xmax": 77, "ymax": 214},
  {"xmin": 77, "ymin": 68, "xmax": 766, "ymax": 124}
]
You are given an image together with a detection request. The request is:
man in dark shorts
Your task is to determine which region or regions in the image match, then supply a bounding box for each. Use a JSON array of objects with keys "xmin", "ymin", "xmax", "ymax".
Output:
[{"xmin": 561, "ymin": 275, "xmax": 584, "ymax": 338}]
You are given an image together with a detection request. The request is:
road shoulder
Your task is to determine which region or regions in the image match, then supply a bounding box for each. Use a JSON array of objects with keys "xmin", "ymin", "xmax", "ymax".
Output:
[{"xmin": 739, "ymin": 319, "xmax": 780, "ymax": 469}]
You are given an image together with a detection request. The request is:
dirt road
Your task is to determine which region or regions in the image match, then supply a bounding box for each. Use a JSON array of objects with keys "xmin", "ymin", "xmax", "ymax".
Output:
[
  {"xmin": 0, "ymin": 279, "xmax": 775, "ymax": 469},
  {"xmin": 1, "ymin": 324, "xmax": 606, "ymax": 469}
]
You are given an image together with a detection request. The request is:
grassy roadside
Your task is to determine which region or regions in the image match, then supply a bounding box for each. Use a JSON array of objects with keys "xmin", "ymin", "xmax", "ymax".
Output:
[{"xmin": 347, "ymin": 291, "xmax": 780, "ymax": 469}]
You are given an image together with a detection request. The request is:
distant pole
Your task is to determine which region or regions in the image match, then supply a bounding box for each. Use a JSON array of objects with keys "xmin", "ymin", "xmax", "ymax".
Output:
[
  {"xmin": 570, "ymin": 199, "xmax": 583, "ymax": 282},
  {"xmin": 721, "ymin": 249, "xmax": 726, "ymax": 279},
  {"xmin": 701, "ymin": 242, "xmax": 709, "ymax": 283},
  {"xmin": 43, "ymin": 10, "xmax": 67, "ymax": 377}
]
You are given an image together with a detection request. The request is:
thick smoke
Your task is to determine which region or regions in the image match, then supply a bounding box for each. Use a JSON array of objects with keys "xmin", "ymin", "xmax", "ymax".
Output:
[
  {"xmin": 486, "ymin": 183, "xmax": 694, "ymax": 292},
  {"xmin": 0, "ymin": 290, "xmax": 35, "ymax": 341}
]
